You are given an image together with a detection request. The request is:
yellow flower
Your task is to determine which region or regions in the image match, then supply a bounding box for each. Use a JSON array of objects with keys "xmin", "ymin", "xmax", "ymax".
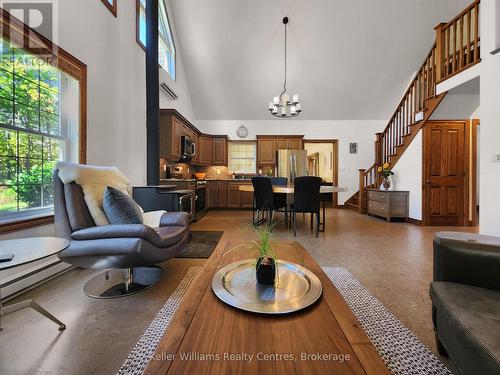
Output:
[
  {"xmin": 377, "ymin": 166, "xmax": 382, "ymax": 173},
  {"xmin": 383, "ymin": 163, "xmax": 390, "ymax": 169}
]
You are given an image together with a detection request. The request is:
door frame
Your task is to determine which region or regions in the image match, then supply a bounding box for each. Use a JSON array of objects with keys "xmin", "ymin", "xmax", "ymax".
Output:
[
  {"xmin": 303, "ymin": 139, "xmax": 339, "ymax": 207},
  {"xmin": 421, "ymin": 120, "xmax": 478, "ymax": 226}
]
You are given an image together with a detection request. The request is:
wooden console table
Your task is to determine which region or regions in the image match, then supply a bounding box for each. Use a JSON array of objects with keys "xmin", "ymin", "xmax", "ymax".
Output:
[
  {"xmin": 367, "ymin": 189, "xmax": 409, "ymax": 222},
  {"xmin": 145, "ymin": 241, "xmax": 389, "ymax": 375}
]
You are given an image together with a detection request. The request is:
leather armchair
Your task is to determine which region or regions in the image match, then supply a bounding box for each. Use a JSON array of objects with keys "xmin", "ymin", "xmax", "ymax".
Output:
[
  {"xmin": 431, "ymin": 232, "xmax": 500, "ymax": 374},
  {"xmin": 54, "ymin": 170, "xmax": 189, "ymax": 298}
]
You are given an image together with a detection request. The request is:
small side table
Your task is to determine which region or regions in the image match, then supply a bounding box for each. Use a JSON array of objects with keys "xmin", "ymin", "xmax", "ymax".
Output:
[{"xmin": 0, "ymin": 237, "xmax": 69, "ymax": 332}]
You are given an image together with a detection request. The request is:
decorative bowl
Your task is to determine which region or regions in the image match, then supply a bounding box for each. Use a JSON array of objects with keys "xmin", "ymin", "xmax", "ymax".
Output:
[{"xmin": 194, "ymin": 173, "xmax": 206, "ymax": 180}]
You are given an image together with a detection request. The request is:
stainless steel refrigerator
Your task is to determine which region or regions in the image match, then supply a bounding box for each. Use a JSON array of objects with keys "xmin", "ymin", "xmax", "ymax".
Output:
[{"xmin": 276, "ymin": 149, "xmax": 308, "ymax": 183}]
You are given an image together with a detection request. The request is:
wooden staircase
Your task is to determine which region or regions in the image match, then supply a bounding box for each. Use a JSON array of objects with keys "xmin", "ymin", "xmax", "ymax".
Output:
[{"xmin": 345, "ymin": 0, "xmax": 481, "ymax": 213}]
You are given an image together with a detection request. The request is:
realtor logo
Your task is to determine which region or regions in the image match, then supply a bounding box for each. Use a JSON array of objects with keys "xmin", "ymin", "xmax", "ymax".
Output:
[{"xmin": 1, "ymin": 0, "xmax": 58, "ymax": 53}]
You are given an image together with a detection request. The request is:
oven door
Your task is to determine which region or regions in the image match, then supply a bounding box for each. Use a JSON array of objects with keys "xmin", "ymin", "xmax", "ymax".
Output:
[{"xmin": 179, "ymin": 193, "xmax": 195, "ymax": 221}]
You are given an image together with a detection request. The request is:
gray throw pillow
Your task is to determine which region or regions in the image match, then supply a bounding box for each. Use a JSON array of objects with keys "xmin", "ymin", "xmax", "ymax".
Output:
[{"xmin": 103, "ymin": 186, "xmax": 144, "ymax": 225}]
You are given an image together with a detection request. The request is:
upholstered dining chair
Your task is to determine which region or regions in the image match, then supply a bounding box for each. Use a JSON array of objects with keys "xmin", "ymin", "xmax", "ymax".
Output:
[
  {"xmin": 54, "ymin": 168, "xmax": 189, "ymax": 298},
  {"xmin": 291, "ymin": 176, "xmax": 322, "ymax": 237},
  {"xmin": 271, "ymin": 177, "xmax": 288, "ymax": 224}
]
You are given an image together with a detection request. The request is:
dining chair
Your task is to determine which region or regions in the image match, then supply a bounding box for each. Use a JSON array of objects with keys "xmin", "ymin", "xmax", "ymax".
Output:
[
  {"xmin": 271, "ymin": 177, "xmax": 288, "ymax": 224},
  {"xmin": 251, "ymin": 177, "xmax": 287, "ymax": 228},
  {"xmin": 291, "ymin": 176, "xmax": 322, "ymax": 237}
]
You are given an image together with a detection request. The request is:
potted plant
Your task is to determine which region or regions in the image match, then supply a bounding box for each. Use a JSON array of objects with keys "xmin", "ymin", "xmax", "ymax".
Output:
[
  {"xmin": 224, "ymin": 223, "xmax": 279, "ymax": 285},
  {"xmin": 377, "ymin": 163, "xmax": 394, "ymax": 190}
]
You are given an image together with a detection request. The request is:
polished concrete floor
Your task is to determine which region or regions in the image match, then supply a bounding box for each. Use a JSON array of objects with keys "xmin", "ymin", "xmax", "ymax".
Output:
[{"xmin": 0, "ymin": 209, "xmax": 476, "ymax": 375}]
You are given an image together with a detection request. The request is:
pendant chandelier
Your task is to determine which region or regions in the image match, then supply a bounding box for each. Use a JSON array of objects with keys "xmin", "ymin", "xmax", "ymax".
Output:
[{"xmin": 268, "ymin": 17, "xmax": 302, "ymax": 118}]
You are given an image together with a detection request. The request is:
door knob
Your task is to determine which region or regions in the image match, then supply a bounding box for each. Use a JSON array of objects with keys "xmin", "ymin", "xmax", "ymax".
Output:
[{"xmin": 426, "ymin": 180, "xmax": 431, "ymax": 184}]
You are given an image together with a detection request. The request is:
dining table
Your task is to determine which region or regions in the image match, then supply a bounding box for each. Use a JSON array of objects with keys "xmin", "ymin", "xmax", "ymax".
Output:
[{"xmin": 238, "ymin": 184, "xmax": 348, "ymax": 231}]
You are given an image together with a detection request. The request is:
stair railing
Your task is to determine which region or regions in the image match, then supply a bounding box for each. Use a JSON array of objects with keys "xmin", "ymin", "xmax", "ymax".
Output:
[{"xmin": 435, "ymin": 0, "xmax": 480, "ymax": 83}]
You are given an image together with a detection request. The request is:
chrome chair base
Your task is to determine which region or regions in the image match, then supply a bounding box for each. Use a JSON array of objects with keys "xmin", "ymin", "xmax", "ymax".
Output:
[{"xmin": 83, "ymin": 266, "xmax": 163, "ymax": 299}]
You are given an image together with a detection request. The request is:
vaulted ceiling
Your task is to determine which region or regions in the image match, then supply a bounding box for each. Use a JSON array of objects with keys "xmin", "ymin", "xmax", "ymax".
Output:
[{"xmin": 169, "ymin": 0, "xmax": 472, "ymax": 120}]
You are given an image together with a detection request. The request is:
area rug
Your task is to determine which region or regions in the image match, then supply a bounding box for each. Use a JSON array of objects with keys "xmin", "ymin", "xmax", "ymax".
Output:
[
  {"xmin": 323, "ymin": 267, "xmax": 451, "ymax": 375},
  {"xmin": 175, "ymin": 231, "xmax": 224, "ymax": 258},
  {"xmin": 117, "ymin": 267, "xmax": 201, "ymax": 375},
  {"xmin": 118, "ymin": 266, "xmax": 450, "ymax": 375}
]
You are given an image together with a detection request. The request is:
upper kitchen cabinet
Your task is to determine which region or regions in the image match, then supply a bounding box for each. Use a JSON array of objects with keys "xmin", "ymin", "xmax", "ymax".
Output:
[
  {"xmin": 198, "ymin": 135, "xmax": 213, "ymax": 166},
  {"xmin": 257, "ymin": 137, "xmax": 276, "ymax": 164},
  {"xmin": 256, "ymin": 135, "xmax": 303, "ymax": 165},
  {"xmin": 159, "ymin": 109, "xmax": 200, "ymax": 163},
  {"xmin": 212, "ymin": 136, "xmax": 228, "ymax": 166}
]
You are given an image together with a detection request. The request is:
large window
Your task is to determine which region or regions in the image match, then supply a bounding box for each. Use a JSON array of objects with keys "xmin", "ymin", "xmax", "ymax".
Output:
[
  {"xmin": 0, "ymin": 38, "xmax": 83, "ymax": 225},
  {"xmin": 137, "ymin": 0, "xmax": 176, "ymax": 80},
  {"xmin": 228, "ymin": 142, "xmax": 257, "ymax": 174}
]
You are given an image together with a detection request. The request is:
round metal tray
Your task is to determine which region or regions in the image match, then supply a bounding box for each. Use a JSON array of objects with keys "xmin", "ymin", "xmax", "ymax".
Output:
[{"xmin": 212, "ymin": 259, "xmax": 322, "ymax": 314}]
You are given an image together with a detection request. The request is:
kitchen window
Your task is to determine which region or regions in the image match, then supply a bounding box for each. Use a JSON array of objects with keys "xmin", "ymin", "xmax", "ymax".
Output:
[
  {"xmin": 137, "ymin": 0, "xmax": 176, "ymax": 80},
  {"xmin": 0, "ymin": 30, "xmax": 86, "ymax": 227},
  {"xmin": 228, "ymin": 142, "xmax": 257, "ymax": 174}
]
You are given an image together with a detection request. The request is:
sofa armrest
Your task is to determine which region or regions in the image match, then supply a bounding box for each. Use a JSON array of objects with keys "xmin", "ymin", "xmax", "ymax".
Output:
[
  {"xmin": 433, "ymin": 231, "xmax": 500, "ymax": 291},
  {"xmin": 159, "ymin": 212, "xmax": 189, "ymax": 227},
  {"xmin": 71, "ymin": 224, "xmax": 155, "ymax": 241}
]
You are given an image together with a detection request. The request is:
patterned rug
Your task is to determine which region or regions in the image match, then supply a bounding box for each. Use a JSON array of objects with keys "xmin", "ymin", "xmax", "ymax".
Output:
[
  {"xmin": 323, "ymin": 267, "xmax": 451, "ymax": 375},
  {"xmin": 175, "ymin": 231, "xmax": 224, "ymax": 258},
  {"xmin": 117, "ymin": 266, "xmax": 451, "ymax": 375}
]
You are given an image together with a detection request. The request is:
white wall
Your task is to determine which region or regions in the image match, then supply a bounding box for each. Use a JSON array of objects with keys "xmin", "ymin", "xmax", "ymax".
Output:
[
  {"xmin": 479, "ymin": 0, "xmax": 500, "ymax": 236},
  {"xmin": 391, "ymin": 130, "xmax": 423, "ymax": 220},
  {"xmin": 159, "ymin": 0, "xmax": 196, "ymax": 123},
  {"xmin": 431, "ymin": 94, "xmax": 480, "ymax": 120},
  {"xmin": 58, "ymin": 0, "xmax": 195, "ymax": 185},
  {"xmin": 197, "ymin": 120, "xmax": 385, "ymax": 203}
]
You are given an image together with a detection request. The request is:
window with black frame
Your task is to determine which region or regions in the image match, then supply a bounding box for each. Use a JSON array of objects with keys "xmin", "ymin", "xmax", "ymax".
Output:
[{"xmin": 0, "ymin": 38, "xmax": 80, "ymax": 223}]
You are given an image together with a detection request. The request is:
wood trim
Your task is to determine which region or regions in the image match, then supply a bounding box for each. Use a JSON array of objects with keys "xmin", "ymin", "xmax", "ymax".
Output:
[
  {"xmin": 435, "ymin": 59, "xmax": 481, "ymax": 85},
  {"xmin": 0, "ymin": 216, "xmax": 54, "ymax": 235},
  {"xmin": 136, "ymin": 0, "xmax": 146, "ymax": 51},
  {"xmin": 468, "ymin": 119, "xmax": 479, "ymax": 226},
  {"xmin": 407, "ymin": 218, "xmax": 423, "ymax": 226},
  {"xmin": 101, "ymin": 0, "xmax": 118, "ymax": 17},
  {"xmin": 0, "ymin": 8, "xmax": 87, "ymax": 231},
  {"xmin": 303, "ymin": 139, "xmax": 339, "ymax": 208}
]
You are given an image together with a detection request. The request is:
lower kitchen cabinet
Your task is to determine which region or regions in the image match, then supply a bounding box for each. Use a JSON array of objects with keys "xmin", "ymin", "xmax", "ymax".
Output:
[{"xmin": 207, "ymin": 181, "xmax": 253, "ymax": 209}]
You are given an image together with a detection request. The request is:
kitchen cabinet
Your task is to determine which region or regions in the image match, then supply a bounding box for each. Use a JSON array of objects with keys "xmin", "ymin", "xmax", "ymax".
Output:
[
  {"xmin": 160, "ymin": 109, "xmax": 199, "ymax": 162},
  {"xmin": 227, "ymin": 183, "xmax": 241, "ymax": 208},
  {"xmin": 212, "ymin": 136, "xmax": 228, "ymax": 166},
  {"xmin": 198, "ymin": 135, "xmax": 213, "ymax": 166},
  {"xmin": 208, "ymin": 180, "xmax": 227, "ymax": 208},
  {"xmin": 257, "ymin": 136, "xmax": 304, "ymax": 165},
  {"xmin": 257, "ymin": 138, "xmax": 276, "ymax": 164},
  {"xmin": 207, "ymin": 180, "xmax": 253, "ymax": 209}
]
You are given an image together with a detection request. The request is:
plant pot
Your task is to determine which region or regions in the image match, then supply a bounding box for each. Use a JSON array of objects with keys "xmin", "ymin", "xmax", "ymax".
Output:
[
  {"xmin": 256, "ymin": 257, "xmax": 276, "ymax": 285},
  {"xmin": 382, "ymin": 177, "xmax": 391, "ymax": 191}
]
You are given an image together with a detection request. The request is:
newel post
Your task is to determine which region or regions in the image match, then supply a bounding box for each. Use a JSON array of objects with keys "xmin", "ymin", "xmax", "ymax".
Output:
[
  {"xmin": 375, "ymin": 133, "xmax": 383, "ymax": 167},
  {"xmin": 358, "ymin": 169, "xmax": 366, "ymax": 214},
  {"xmin": 434, "ymin": 23, "xmax": 447, "ymax": 83}
]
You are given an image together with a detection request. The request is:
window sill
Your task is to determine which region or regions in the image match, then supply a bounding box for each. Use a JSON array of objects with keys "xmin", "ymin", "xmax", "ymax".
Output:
[{"xmin": 0, "ymin": 214, "xmax": 54, "ymax": 235}]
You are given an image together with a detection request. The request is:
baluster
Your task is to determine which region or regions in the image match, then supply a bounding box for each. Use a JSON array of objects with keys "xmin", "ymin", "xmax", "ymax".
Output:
[
  {"xmin": 452, "ymin": 21, "xmax": 457, "ymax": 73},
  {"xmin": 474, "ymin": 4, "xmax": 479, "ymax": 62},
  {"xmin": 460, "ymin": 15, "xmax": 464, "ymax": 69},
  {"xmin": 467, "ymin": 8, "xmax": 471, "ymax": 65},
  {"xmin": 445, "ymin": 27, "xmax": 450, "ymax": 76}
]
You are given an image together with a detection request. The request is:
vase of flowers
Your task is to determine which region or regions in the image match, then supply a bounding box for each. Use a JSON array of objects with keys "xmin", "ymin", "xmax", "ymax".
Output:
[{"xmin": 377, "ymin": 163, "xmax": 394, "ymax": 191}]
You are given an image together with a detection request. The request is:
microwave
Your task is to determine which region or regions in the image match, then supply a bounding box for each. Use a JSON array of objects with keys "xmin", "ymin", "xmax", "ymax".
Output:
[{"xmin": 181, "ymin": 135, "xmax": 196, "ymax": 161}]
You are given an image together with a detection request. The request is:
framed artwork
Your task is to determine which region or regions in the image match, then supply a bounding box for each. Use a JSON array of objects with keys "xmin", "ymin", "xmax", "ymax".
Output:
[{"xmin": 349, "ymin": 143, "xmax": 358, "ymax": 154}]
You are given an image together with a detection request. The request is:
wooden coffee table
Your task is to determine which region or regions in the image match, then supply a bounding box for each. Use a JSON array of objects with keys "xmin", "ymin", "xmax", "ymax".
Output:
[{"xmin": 145, "ymin": 241, "xmax": 389, "ymax": 374}]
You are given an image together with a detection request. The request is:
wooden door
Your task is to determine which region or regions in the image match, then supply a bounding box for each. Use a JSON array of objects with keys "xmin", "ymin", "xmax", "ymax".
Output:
[
  {"xmin": 258, "ymin": 139, "xmax": 276, "ymax": 164},
  {"xmin": 423, "ymin": 121, "xmax": 466, "ymax": 226},
  {"xmin": 240, "ymin": 184, "xmax": 254, "ymax": 208},
  {"xmin": 208, "ymin": 181, "xmax": 219, "ymax": 207}
]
